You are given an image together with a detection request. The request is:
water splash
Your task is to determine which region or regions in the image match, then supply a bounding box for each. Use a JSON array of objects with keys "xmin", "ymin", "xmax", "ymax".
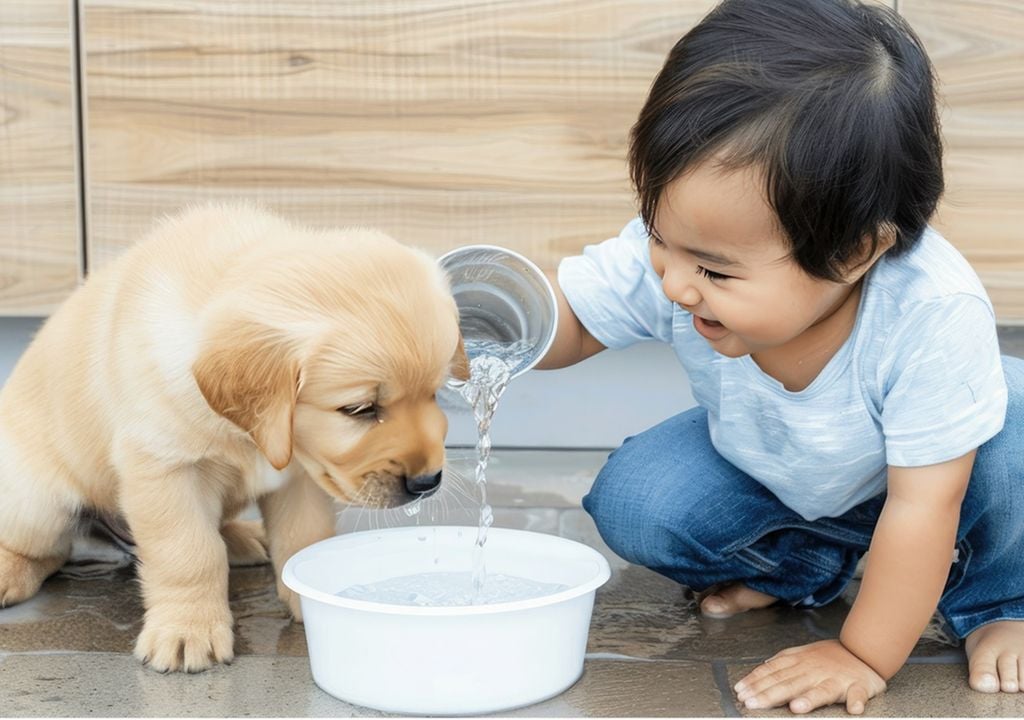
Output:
[{"xmin": 454, "ymin": 339, "xmax": 532, "ymax": 602}]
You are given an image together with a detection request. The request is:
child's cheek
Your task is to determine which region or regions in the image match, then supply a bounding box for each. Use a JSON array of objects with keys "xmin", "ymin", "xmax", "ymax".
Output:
[{"xmin": 650, "ymin": 253, "xmax": 666, "ymax": 279}]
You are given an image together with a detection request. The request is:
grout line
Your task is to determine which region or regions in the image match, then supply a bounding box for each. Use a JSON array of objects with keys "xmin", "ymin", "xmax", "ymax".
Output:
[
  {"xmin": 906, "ymin": 652, "xmax": 966, "ymax": 665},
  {"xmin": 70, "ymin": 0, "xmax": 89, "ymax": 279},
  {"xmin": 584, "ymin": 652, "xmax": 657, "ymax": 662},
  {"xmin": 712, "ymin": 661, "xmax": 743, "ymax": 717}
]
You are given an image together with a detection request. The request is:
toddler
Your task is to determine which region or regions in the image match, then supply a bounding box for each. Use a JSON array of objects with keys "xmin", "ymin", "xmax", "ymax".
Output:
[{"xmin": 537, "ymin": 0, "xmax": 1023, "ymax": 713}]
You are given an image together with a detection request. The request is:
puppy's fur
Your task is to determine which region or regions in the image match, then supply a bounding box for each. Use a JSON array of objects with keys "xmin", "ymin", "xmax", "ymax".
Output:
[{"xmin": 0, "ymin": 204, "xmax": 468, "ymax": 672}]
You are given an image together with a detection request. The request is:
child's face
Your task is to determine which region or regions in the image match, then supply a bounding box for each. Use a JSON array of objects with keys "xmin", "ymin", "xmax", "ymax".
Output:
[{"xmin": 649, "ymin": 160, "xmax": 861, "ymax": 360}]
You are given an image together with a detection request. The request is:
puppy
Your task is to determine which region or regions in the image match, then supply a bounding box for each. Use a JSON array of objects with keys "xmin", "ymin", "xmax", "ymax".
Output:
[{"xmin": 0, "ymin": 203, "xmax": 468, "ymax": 672}]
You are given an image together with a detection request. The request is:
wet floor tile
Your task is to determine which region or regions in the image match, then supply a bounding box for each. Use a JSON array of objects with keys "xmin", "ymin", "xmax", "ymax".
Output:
[
  {"xmin": 510, "ymin": 660, "xmax": 725, "ymax": 717},
  {"xmin": 0, "ymin": 653, "xmax": 726, "ymax": 718},
  {"xmin": 0, "ymin": 571, "xmax": 142, "ymax": 654},
  {"xmin": 477, "ymin": 450, "xmax": 610, "ymax": 509},
  {"xmin": 0, "ymin": 653, "xmax": 379, "ymax": 717}
]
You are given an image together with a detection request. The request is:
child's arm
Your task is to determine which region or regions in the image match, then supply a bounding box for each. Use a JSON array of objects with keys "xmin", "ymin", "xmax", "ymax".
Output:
[
  {"xmin": 734, "ymin": 451, "xmax": 974, "ymax": 714},
  {"xmin": 840, "ymin": 451, "xmax": 974, "ymax": 675},
  {"xmin": 536, "ymin": 272, "xmax": 607, "ymax": 369}
]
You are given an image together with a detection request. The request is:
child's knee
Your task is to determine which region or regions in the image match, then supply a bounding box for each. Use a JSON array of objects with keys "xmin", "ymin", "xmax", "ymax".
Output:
[
  {"xmin": 582, "ymin": 464, "xmax": 647, "ymax": 565},
  {"xmin": 581, "ymin": 409, "xmax": 738, "ymax": 569},
  {"xmin": 583, "ymin": 466, "xmax": 708, "ymax": 570}
]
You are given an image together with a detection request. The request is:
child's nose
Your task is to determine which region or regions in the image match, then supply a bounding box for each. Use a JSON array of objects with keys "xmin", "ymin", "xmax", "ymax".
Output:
[{"xmin": 663, "ymin": 267, "xmax": 702, "ymax": 309}]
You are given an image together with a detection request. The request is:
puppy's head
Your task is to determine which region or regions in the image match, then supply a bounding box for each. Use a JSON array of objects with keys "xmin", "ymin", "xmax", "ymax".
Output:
[{"xmin": 193, "ymin": 229, "xmax": 469, "ymax": 508}]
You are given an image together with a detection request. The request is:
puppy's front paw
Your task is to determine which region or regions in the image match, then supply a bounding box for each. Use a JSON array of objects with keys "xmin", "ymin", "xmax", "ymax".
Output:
[
  {"xmin": 135, "ymin": 601, "xmax": 234, "ymax": 672},
  {"xmin": 220, "ymin": 520, "xmax": 269, "ymax": 567}
]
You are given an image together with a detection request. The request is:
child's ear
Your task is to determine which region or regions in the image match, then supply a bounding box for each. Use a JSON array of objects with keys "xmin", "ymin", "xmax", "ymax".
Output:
[
  {"xmin": 874, "ymin": 222, "xmax": 899, "ymax": 256},
  {"xmin": 844, "ymin": 225, "xmax": 897, "ymax": 283}
]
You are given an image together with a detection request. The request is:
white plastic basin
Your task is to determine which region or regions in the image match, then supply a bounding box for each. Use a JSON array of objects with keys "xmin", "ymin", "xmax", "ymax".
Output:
[{"xmin": 282, "ymin": 526, "xmax": 611, "ymax": 715}]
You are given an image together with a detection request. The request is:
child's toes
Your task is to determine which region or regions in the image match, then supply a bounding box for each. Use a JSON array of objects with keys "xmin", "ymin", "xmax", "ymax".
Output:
[
  {"xmin": 965, "ymin": 621, "xmax": 1024, "ymax": 693},
  {"xmin": 699, "ymin": 583, "xmax": 777, "ymax": 618},
  {"xmin": 968, "ymin": 655, "xmax": 1000, "ymax": 693},
  {"xmin": 996, "ymin": 654, "xmax": 1019, "ymax": 693}
]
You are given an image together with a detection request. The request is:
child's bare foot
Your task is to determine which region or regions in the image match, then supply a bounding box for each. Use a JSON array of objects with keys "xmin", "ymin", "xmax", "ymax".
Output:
[
  {"xmin": 964, "ymin": 620, "xmax": 1024, "ymax": 693},
  {"xmin": 699, "ymin": 583, "xmax": 777, "ymax": 618}
]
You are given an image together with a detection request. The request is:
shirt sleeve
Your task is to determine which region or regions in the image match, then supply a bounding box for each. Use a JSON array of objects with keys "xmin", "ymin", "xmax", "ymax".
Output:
[
  {"xmin": 880, "ymin": 294, "xmax": 1007, "ymax": 467},
  {"xmin": 557, "ymin": 217, "xmax": 675, "ymax": 349}
]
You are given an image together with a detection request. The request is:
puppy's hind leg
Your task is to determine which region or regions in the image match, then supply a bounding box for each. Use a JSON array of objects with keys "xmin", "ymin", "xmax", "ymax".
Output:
[
  {"xmin": 0, "ymin": 545, "xmax": 69, "ymax": 608},
  {"xmin": 0, "ymin": 437, "xmax": 76, "ymax": 607},
  {"xmin": 220, "ymin": 519, "xmax": 269, "ymax": 567},
  {"xmin": 215, "ymin": 474, "xmax": 268, "ymax": 566}
]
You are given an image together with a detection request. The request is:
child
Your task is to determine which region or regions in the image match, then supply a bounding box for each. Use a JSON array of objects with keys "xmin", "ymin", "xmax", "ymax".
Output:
[{"xmin": 537, "ymin": 0, "xmax": 1023, "ymax": 713}]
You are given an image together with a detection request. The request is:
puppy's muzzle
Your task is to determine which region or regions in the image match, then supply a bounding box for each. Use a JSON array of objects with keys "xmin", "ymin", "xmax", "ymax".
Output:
[{"xmin": 405, "ymin": 471, "xmax": 442, "ymax": 498}]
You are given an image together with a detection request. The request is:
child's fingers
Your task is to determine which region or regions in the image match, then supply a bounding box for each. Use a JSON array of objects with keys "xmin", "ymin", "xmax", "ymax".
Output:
[
  {"xmin": 735, "ymin": 654, "xmax": 798, "ymax": 690},
  {"xmin": 788, "ymin": 680, "xmax": 844, "ymax": 714},
  {"xmin": 735, "ymin": 669, "xmax": 791, "ymax": 703},
  {"xmin": 845, "ymin": 683, "xmax": 870, "ymax": 714},
  {"xmin": 738, "ymin": 671, "xmax": 821, "ymax": 710},
  {"xmin": 735, "ymin": 668, "xmax": 800, "ymax": 704}
]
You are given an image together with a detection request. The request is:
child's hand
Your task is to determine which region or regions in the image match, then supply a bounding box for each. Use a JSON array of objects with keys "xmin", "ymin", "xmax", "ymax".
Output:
[{"xmin": 733, "ymin": 639, "xmax": 887, "ymax": 714}]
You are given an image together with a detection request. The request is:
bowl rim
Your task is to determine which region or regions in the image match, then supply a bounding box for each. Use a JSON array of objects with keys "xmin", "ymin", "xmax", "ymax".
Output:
[{"xmin": 282, "ymin": 525, "xmax": 611, "ymax": 617}]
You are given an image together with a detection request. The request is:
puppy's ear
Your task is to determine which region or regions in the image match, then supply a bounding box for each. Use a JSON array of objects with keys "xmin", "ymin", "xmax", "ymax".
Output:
[
  {"xmin": 193, "ymin": 320, "xmax": 300, "ymax": 470},
  {"xmin": 451, "ymin": 334, "xmax": 470, "ymax": 382}
]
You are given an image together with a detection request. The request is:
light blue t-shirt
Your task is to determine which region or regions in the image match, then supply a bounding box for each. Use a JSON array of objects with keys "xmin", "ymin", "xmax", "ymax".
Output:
[{"xmin": 559, "ymin": 218, "xmax": 1007, "ymax": 521}]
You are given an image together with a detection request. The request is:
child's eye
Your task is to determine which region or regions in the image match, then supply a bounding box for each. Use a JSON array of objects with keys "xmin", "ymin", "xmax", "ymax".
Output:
[
  {"xmin": 649, "ymin": 235, "xmax": 666, "ymax": 248},
  {"xmin": 696, "ymin": 265, "xmax": 730, "ymax": 281}
]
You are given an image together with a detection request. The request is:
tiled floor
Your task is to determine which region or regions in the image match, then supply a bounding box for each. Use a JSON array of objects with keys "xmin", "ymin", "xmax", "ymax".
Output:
[{"xmin": 3, "ymin": 330, "xmax": 1024, "ymax": 717}]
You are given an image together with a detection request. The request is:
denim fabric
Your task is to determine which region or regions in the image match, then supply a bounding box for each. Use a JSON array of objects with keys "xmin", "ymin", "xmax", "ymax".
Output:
[{"xmin": 583, "ymin": 355, "xmax": 1024, "ymax": 639}]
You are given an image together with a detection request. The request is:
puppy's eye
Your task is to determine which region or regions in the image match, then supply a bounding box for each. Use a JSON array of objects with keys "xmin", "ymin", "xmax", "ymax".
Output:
[{"xmin": 339, "ymin": 402, "xmax": 378, "ymax": 420}]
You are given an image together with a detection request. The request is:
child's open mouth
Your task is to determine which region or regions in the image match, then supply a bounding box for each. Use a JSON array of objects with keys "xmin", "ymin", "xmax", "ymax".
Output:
[{"xmin": 693, "ymin": 315, "xmax": 729, "ymax": 341}]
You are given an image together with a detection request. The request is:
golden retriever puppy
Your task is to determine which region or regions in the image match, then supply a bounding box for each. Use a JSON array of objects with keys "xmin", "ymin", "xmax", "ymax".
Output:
[{"xmin": 0, "ymin": 203, "xmax": 468, "ymax": 672}]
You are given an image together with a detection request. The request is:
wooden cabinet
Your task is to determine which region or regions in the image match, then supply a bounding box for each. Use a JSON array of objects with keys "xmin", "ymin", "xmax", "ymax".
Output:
[
  {"xmin": 902, "ymin": 0, "xmax": 1024, "ymax": 321},
  {"xmin": 2, "ymin": 1, "xmax": 1022, "ymax": 320},
  {"xmin": 0, "ymin": 1, "xmax": 81, "ymax": 315},
  {"xmin": 79, "ymin": 0, "xmax": 720, "ymax": 273}
]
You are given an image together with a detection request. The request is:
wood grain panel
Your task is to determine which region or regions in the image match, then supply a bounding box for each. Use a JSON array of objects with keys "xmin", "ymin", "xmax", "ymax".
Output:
[
  {"xmin": 82, "ymin": 0, "xmax": 723, "ymax": 272},
  {"xmin": 0, "ymin": 0, "xmax": 81, "ymax": 315},
  {"xmin": 901, "ymin": 0, "xmax": 1024, "ymax": 322}
]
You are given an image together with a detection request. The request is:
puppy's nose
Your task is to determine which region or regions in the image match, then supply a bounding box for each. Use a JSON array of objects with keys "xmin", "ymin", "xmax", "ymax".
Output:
[{"xmin": 405, "ymin": 471, "xmax": 442, "ymax": 496}]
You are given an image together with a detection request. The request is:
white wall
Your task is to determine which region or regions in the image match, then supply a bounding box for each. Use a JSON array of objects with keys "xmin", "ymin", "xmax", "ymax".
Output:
[
  {"xmin": 442, "ymin": 342, "xmax": 694, "ymax": 448},
  {"xmin": 0, "ymin": 318, "xmax": 44, "ymax": 385}
]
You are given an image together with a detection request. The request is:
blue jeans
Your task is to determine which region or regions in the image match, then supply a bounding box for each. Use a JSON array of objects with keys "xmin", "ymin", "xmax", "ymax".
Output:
[{"xmin": 583, "ymin": 355, "xmax": 1024, "ymax": 640}]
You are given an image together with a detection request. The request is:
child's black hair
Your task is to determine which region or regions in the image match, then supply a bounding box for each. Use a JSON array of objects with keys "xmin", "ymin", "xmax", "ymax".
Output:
[{"xmin": 629, "ymin": 0, "xmax": 944, "ymax": 281}]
